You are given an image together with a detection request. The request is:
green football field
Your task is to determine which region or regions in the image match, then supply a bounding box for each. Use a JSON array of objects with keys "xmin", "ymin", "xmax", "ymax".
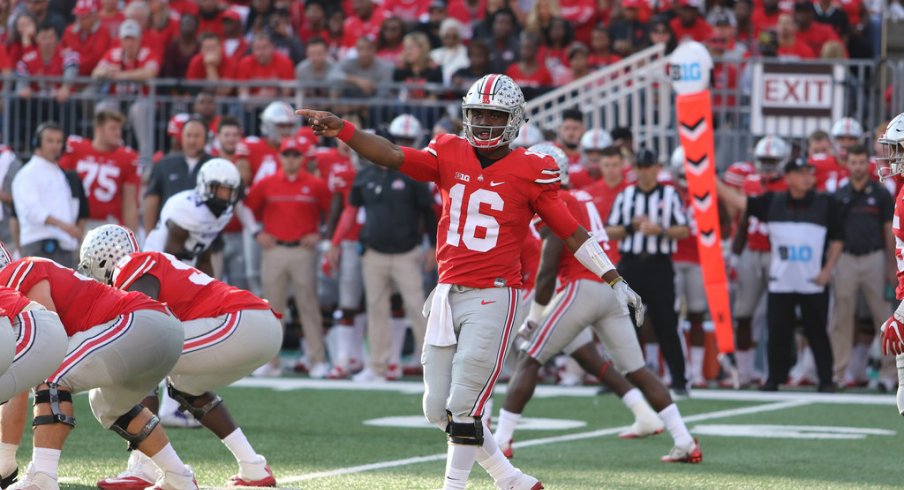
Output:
[{"xmin": 18, "ymin": 375, "xmax": 902, "ymax": 489}]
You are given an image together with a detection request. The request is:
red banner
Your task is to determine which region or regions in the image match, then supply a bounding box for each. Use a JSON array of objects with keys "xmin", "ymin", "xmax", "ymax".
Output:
[{"xmin": 676, "ymin": 90, "xmax": 734, "ymax": 354}]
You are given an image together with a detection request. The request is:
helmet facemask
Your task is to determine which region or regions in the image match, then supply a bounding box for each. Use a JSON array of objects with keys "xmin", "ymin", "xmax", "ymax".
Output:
[
  {"xmin": 757, "ymin": 157, "xmax": 783, "ymax": 181},
  {"xmin": 462, "ymin": 107, "xmax": 520, "ymax": 149},
  {"xmin": 203, "ymin": 181, "xmax": 241, "ymax": 217},
  {"xmin": 877, "ymin": 138, "xmax": 904, "ymax": 183}
]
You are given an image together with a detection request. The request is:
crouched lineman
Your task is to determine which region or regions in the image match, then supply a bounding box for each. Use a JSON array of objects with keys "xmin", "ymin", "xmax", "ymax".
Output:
[
  {"xmin": 877, "ymin": 112, "xmax": 904, "ymax": 415},
  {"xmin": 80, "ymin": 225, "xmax": 282, "ymax": 488},
  {"xmin": 0, "ymin": 248, "xmax": 195, "ymax": 489}
]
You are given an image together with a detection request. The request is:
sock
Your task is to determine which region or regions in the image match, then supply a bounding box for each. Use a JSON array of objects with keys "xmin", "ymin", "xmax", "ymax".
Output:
[
  {"xmin": 658, "ymin": 403, "xmax": 693, "ymax": 449},
  {"xmin": 846, "ymin": 343, "xmax": 870, "ymax": 383},
  {"xmin": 222, "ymin": 428, "xmax": 260, "ymax": 464},
  {"xmin": 31, "ymin": 447, "xmax": 61, "ymax": 479},
  {"xmin": 896, "ymin": 354, "xmax": 904, "ymax": 415},
  {"xmin": 444, "ymin": 444, "xmax": 478, "ymax": 490},
  {"xmin": 493, "ymin": 409, "xmax": 521, "ymax": 446},
  {"xmin": 689, "ymin": 346, "xmax": 705, "ymax": 385},
  {"xmin": 149, "ymin": 443, "xmax": 187, "ymax": 475},
  {"xmin": 621, "ymin": 388, "xmax": 659, "ymax": 425},
  {"xmin": 0, "ymin": 443, "xmax": 17, "ymax": 477},
  {"xmin": 645, "ymin": 344, "xmax": 661, "ymax": 374},
  {"xmin": 477, "ymin": 420, "xmax": 519, "ymax": 484},
  {"xmin": 353, "ymin": 313, "xmax": 367, "ymax": 365},
  {"xmin": 389, "ymin": 317, "xmax": 407, "ymax": 369},
  {"xmin": 335, "ymin": 326, "xmax": 356, "ymax": 370},
  {"xmin": 158, "ymin": 386, "xmax": 180, "ymax": 415}
]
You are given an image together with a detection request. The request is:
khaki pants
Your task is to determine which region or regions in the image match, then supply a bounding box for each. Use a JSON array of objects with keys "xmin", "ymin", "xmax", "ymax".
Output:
[
  {"xmin": 361, "ymin": 247, "xmax": 427, "ymax": 376},
  {"xmin": 262, "ymin": 245, "xmax": 324, "ymax": 365},
  {"xmin": 829, "ymin": 250, "xmax": 895, "ymax": 382}
]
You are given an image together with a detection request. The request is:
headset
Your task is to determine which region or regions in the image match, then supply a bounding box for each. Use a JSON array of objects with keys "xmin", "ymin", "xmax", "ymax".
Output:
[{"xmin": 33, "ymin": 121, "xmax": 64, "ymax": 150}]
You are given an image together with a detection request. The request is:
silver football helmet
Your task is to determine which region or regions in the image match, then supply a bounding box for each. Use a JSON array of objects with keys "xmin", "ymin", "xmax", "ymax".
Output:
[
  {"xmin": 753, "ymin": 135, "xmax": 789, "ymax": 178},
  {"xmin": 260, "ymin": 101, "xmax": 297, "ymax": 139},
  {"xmin": 529, "ymin": 142, "xmax": 569, "ymax": 187},
  {"xmin": 388, "ymin": 114, "xmax": 423, "ymax": 144},
  {"xmin": 830, "ymin": 117, "xmax": 864, "ymax": 140},
  {"xmin": 878, "ymin": 113, "xmax": 904, "ymax": 183},
  {"xmin": 670, "ymin": 146, "xmax": 686, "ymax": 185},
  {"xmin": 511, "ymin": 123, "xmax": 544, "ymax": 148},
  {"xmin": 462, "ymin": 74, "xmax": 526, "ymax": 149},
  {"xmin": 580, "ymin": 128, "xmax": 613, "ymax": 152},
  {"xmin": 78, "ymin": 225, "xmax": 140, "ymax": 284}
]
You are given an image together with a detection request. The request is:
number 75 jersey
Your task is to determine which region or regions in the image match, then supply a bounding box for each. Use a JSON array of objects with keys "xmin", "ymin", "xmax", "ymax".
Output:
[{"xmin": 400, "ymin": 134, "xmax": 580, "ymax": 289}]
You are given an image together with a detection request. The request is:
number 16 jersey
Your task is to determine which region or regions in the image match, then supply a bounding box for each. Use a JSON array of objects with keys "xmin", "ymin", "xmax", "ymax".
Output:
[{"xmin": 400, "ymin": 134, "xmax": 580, "ymax": 289}]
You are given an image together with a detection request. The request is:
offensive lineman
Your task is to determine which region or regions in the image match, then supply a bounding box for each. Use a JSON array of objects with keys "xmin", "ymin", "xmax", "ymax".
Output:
[
  {"xmin": 81, "ymin": 225, "xmax": 281, "ymax": 488},
  {"xmin": 495, "ymin": 143, "xmax": 700, "ymax": 463},
  {"xmin": 298, "ymin": 73, "xmax": 645, "ymax": 490}
]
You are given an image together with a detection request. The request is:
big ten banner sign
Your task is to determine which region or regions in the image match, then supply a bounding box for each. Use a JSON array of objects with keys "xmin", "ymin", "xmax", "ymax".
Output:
[{"xmin": 750, "ymin": 62, "xmax": 846, "ymax": 137}]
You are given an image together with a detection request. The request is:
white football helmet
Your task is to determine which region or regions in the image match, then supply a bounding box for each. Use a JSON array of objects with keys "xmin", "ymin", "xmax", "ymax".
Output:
[
  {"xmin": 670, "ymin": 146, "xmax": 686, "ymax": 184},
  {"xmin": 580, "ymin": 128, "xmax": 613, "ymax": 152},
  {"xmin": 753, "ymin": 135, "xmax": 789, "ymax": 177},
  {"xmin": 512, "ymin": 123, "xmax": 544, "ymax": 148},
  {"xmin": 197, "ymin": 158, "xmax": 242, "ymax": 205},
  {"xmin": 528, "ymin": 142, "xmax": 569, "ymax": 187},
  {"xmin": 462, "ymin": 74, "xmax": 526, "ymax": 149},
  {"xmin": 388, "ymin": 114, "xmax": 423, "ymax": 143},
  {"xmin": 260, "ymin": 101, "xmax": 297, "ymax": 139},
  {"xmin": 78, "ymin": 225, "xmax": 139, "ymax": 284},
  {"xmin": 0, "ymin": 240, "xmax": 11, "ymax": 269},
  {"xmin": 878, "ymin": 113, "xmax": 904, "ymax": 183},
  {"xmin": 830, "ymin": 117, "xmax": 864, "ymax": 140}
]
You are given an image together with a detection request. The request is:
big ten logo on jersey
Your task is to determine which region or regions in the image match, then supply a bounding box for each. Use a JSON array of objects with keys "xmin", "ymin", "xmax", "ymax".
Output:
[
  {"xmin": 77, "ymin": 157, "xmax": 121, "ymax": 202},
  {"xmin": 454, "ymin": 172, "xmax": 471, "ymax": 182},
  {"xmin": 777, "ymin": 244, "xmax": 813, "ymax": 262},
  {"xmin": 446, "ymin": 183, "xmax": 503, "ymax": 252}
]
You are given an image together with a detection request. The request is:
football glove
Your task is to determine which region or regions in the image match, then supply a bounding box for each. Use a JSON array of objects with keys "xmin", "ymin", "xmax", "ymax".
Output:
[
  {"xmin": 612, "ymin": 279, "xmax": 645, "ymax": 328},
  {"xmin": 516, "ymin": 320, "xmax": 539, "ymax": 351},
  {"xmin": 881, "ymin": 315, "xmax": 904, "ymax": 356}
]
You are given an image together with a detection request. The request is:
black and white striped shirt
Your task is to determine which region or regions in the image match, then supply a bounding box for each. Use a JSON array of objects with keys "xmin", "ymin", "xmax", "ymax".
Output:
[{"xmin": 607, "ymin": 184, "xmax": 688, "ymax": 256}]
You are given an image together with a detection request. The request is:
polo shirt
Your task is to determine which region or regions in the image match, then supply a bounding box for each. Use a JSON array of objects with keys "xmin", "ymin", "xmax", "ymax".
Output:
[
  {"xmin": 243, "ymin": 171, "xmax": 330, "ymax": 242},
  {"xmin": 834, "ymin": 180, "xmax": 893, "ymax": 255}
]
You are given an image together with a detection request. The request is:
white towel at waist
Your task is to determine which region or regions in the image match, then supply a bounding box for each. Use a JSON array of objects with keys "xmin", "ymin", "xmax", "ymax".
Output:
[{"xmin": 424, "ymin": 283, "xmax": 456, "ymax": 346}]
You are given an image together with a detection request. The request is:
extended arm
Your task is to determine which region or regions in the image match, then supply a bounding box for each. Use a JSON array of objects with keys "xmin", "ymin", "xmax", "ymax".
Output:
[
  {"xmin": 297, "ymin": 109, "xmax": 405, "ymax": 170},
  {"xmin": 163, "ymin": 221, "xmax": 192, "ymax": 260}
]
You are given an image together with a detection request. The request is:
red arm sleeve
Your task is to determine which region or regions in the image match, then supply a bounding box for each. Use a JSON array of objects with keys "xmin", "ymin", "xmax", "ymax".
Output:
[
  {"xmin": 533, "ymin": 188, "xmax": 581, "ymax": 239},
  {"xmin": 400, "ymin": 145, "xmax": 441, "ymax": 182}
]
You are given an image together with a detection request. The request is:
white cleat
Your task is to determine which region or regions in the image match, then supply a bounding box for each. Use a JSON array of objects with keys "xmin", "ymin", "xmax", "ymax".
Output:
[
  {"xmin": 252, "ymin": 363, "xmax": 283, "ymax": 378},
  {"xmin": 351, "ymin": 368, "xmax": 387, "ymax": 383},
  {"xmin": 9, "ymin": 464, "xmax": 58, "ymax": 490},
  {"xmin": 497, "ymin": 470, "xmax": 543, "ymax": 490},
  {"xmin": 159, "ymin": 409, "xmax": 202, "ymax": 429},
  {"xmin": 145, "ymin": 467, "xmax": 198, "ymax": 490},
  {"xmin": 618, "ymin": 418, "xmax": 665, "ymax": 439},
  {"xmin": 97, "ymin": 451, "xmax": 159, "ymax": 489},
  {"xmin": 307, "ymin": 362, "xmax": 331, "ymax": 379}
]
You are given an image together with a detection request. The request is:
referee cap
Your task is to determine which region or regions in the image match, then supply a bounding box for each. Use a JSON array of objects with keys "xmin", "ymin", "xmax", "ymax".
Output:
[
  {"xmin": 784, "ymin": 157, "xmax": 813, "ymax": 173},
  {"xmin": 635, "ymin": 148, "xmax": 659, "ymax": 167}
]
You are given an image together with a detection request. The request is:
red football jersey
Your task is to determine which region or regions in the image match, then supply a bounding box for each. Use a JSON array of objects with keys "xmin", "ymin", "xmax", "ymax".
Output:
[
  {"xmin": 742, "ymin": 174, "xmax": 787, "ymax": 251},
  {"xmin": 519, "ymin": 219, "xmax": 542, "ymax": 291},
  {"xmin": 810, "ymin": 152, "xmax": 849, "ymax": 192},
  {"xmin": 894, "ymin": 186, "xmax": 904, "ymax": 299},
  {"xmin": 555, "ymin": 189, "xmax": 608, "ymax": 284},
  {"xmin": 96, "ymin": 46, "xmax": 160, "ymax": 95},
  {"xmin": 113, "ymin": 251, "xmax": 270, "ymax": 321},
  {"xmin": 0, "ymin": 258, "xmax": 165, "ymax": 336},
  {"xmin": 314, "ymin": 148, "xmax": 356, "ymax": 201},
  {"xmin": 399, "ymin": 135, "xmax": 581, "ymax": 288},
  {"xmin": 60, "ymin": 136, "xmax": 140, "ymax": 223},
  {"xmin": 237, "ymin": 136, "xmax": 281, "ymax": 185},
  {"xmin": 584, "ymin": 178, "xmax": 626, "ymax": 264},
  {"xmin": 0, "ymin": 286, "xmax": 31, "ymax": 320}
]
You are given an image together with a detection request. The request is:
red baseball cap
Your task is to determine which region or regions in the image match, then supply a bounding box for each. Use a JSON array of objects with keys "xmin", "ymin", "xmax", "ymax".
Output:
[
  {"xmin": 222, "ymin": 8, "xmax": 242, "ymax": 22},
  {"xmin": 72, "ymin": 0, "xmax": 100, "ymax": 16},
  {"xmin": 279, "ymin": 137, "xmax": 312, "ymax": 155},
  {"xmin": 167, "ymin": 113, "xmax": 190, "ymax": 140}
]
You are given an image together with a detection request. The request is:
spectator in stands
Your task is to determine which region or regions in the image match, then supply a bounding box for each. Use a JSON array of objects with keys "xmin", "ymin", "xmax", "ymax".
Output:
[
  {"xmin": 247, "ymin": 0, "xmax": 276, "ymax": 36},
  {"xmin": 671, "ymin": 0, "xmax": 713, "ymax": 42},
  {"xmin": 708, "ymin": 36, "xmax": 739, "ymax": 110},
  {"xmin": 298, "ymin": 0, "xmax": 329, "ymax": 43},
  {"xmin": 560, "ymin": 0, "xmax": 597, "ymax": 44},
  {"xmin": 62, "ymin": 0, "xmax": 110, "ymax": 77},
  {"xmin": 793, "ymin": 1, "xmax": 840, "ymax": 56},
  {"xmin": 12, "ymin": 121, "xmax": 85, "ymax": 266},
  {"xmin": 450, "ymin": 39, "xmax": 491, "ymax": 91},
  {"xmin": 329, "ymin": 36, "xmax": 394, "ymax": 98},
  {"xmin": 609, "ymin": 1, "xmax": 649, "ymax": 56},
  {"xmin": 324, "ymin": 7, "xmax": 346, "ymax": 56},
  {"xmin": 482, "ymin": 8, "xmax": 519, "ymax": 71},
  {"xmin": 384, "ymin": 0, "xmax": 430, "ymax": 24},
  {"xmin": 751, "ymin": 0, "xmax": 781, "ymax": 35},
  {"xmin": 98, "ymin": 0, "xmax": 123, "ymax": 37},
  {"xmin": 710, "ymin": 9, "xmax": 748, "ymax": 60},
  {"xmin": 524, "ymin": 0, "xmax": 559, "ymax": 39},
  {"xmin": 776, "ymin": 13, "xmax": 816, "ymax": 59},
  {"xmin": 820, "ymin": 39, "xmax": 847, "ymax": 59},
  {"xmin": 393, "ymin": 31, "xmax": 443, "ymax": 101},
  {"xmin": 542, "ymin": 17, "xmax": 574, "ymax": 78},
  {"xmin": 143, "ymin": 118, "xmax": 211, "ymax": 232},
  {"xmin": 505, "ymin": 32, "xmax": 553, "ymax": 98},
  {"xmin": 268, "ymin": 9, "xmax": 305, "ymax": 64},
  {"xmin": 0, "ymin": 0, "xmax": 12, "ymax": 43},
  {"xmin": 412, "ymin": 0, "xmax": 445, "ymax": 48},
  {"xmin": 186, "ymin": 33, "xmax": 235, "ymax": 95},
  {"xmin": 8, "ymin": 13, "xmax": 37, "ymax": 65},
  {"xmin": 342, "ymin": 0, "xmax": 388, "ymax": 50},
  {"xmin": 147, "ymin": 0, "xmax": 179, "ymax": 48},
  {"xmin": 557, "ymin": 42, "xmax": 590, "ymax": 85},
  {"xmin": 376, "ymin": 16, "xmax": 407, "ymax": 66},
  {"xmin": 814, "ymin": 0, "xmax": 850, "ymax": 38},
  {"xmin": 21, "ymin": 0, "xmax": 67, "ymax": 36},
  {"xmin": 161, "ymin": 14, "xmax": 200, "ymax": 79},
  {"xmin": 221, "ymin": 8, "xmax": 248, "ymax": 68},
  {"xmin": 237, "ymin": 32, "xmax": 295, "ymax": 99},
  {"xmin": 15, "ymin": 21, "xmax": 78, "ymax": 102},
  {"xmin": 430, "ymin": 18, "xmax": 469, "ymax": 85},
  {"xmin": 588, "ymin": 24, "xmax": 622, "ymax": 68},
  {"xmin": 734, "ymin": 0, "xmax": 756, "ymax": 47},
  {"xmin": 196, "ymin": 0, "xmax": 225, "ymax": 37},
  {"xmin": 123, "ymin": 1, "xmax": 164, "ymax": 61},
  {"xmin": 244, "ymin": 136, "xmax": 331, "ymax": 379},
  {"xmin": 648, "ymin": 17, "xmax": 677, "ymax": 54},
  {"xmin": 295, "ymin": 37, "xmax": 334, "ymax": 99}
]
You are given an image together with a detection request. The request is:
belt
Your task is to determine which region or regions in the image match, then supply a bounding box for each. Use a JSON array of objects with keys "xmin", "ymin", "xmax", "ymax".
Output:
[
  {"xmin": 276, "ymin": 240, "xmax": 302, "ymax": 247},
  {"xmin": 846, "ymin": 248, "xmax": 882, "ymax": 257}
]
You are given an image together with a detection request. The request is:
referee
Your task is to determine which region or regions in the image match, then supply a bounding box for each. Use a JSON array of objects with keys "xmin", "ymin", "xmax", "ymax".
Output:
[{"xmin": 606, "ymin": 148, "xmax": 690, "ymax": 393}]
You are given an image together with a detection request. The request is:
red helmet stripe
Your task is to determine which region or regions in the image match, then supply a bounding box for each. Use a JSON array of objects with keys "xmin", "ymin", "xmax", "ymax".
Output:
[{"xmin": 481, "ymin": 75, "xmax": 499, "ymax": 105}]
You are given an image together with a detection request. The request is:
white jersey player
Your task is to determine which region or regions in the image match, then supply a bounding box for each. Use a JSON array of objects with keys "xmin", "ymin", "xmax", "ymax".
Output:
[{"xmin": 144, "ymin": 159, "xmax": 242, "ymax": 275}]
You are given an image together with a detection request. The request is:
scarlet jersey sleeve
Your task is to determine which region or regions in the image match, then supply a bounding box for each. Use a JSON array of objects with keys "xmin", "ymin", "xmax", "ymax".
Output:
[
  {"xmin": 893, "ymin": 188, "xmax": 904, "ymax": 300},
  {"xmin": 531, "ymin": 184, "xmax": 581, "ymax": 240},
  {"xmin": 399, "ymin": 135, "xmax": 447, "ymax": 182}
]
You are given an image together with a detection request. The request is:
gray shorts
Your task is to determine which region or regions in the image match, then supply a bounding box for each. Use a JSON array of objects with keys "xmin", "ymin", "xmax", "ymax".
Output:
[
  {"xmin": 169, "ymin": 309, "xmax": 282, "ymax": 395},
  {"xmin": 0, "ymin": 309, "xmax": 67, "ymax": 404},
  {"xmin": 735, "ymin": 249, "xmax": 771, "ymax": 318},
  {"xmin": 674, "ymin": 261, "xmax": 707, "ymax": 313},
  {"xmin": 338, "ymin": 240, "xmax": 364, "ymax": 310},
  {"xmin": 49, "ymin": 309, "xmax": 183, "ymax": 428},
  {"xmin": 525, "ymin": 280, "xmax": 645, "ymax": 374},
  {"xmin": 422, "ymin": 285, "xmax": 522, "ymax": 423}
]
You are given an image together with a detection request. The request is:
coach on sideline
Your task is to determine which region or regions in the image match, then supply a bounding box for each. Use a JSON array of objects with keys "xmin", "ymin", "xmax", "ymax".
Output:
[
  {"xmin": 718, "ymin": 157, "xmax": 843, "ymax": 393},
  {"xmin": 605, "ymin": 148, "xmax": 690, "ymax": 394}
]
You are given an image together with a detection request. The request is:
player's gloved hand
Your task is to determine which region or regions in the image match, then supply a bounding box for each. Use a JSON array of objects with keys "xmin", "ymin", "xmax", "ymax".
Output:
[
  {"xmin": 612, "ymin": 278, "xmax": 645, "ymax": 327},
  {"xmin": 882, "ymin": 314, "xmax": 904, "ymax": 356},
  {"xmin": 515, "ymin": 320, "xmax": 539, "ymax": 351}
]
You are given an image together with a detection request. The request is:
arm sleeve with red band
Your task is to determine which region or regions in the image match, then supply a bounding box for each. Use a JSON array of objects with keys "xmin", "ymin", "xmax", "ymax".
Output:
[
  {"xmin": 400, "ymin": 146, "xmax": 440, "ymax": 182},
  {"xmin": 337, "ymin": 120, "xmax": 356, "ymax": 142},
  {"xmin": 533, "ymin": 190, "xmax": 580, "ymax": 239}
]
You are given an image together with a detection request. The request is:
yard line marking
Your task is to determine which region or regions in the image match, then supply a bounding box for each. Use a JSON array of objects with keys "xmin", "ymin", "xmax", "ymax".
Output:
[
  {"xmin": 280, "ymin": 399, "xmax": 809, "ymax": 484},
  {"xmin": 232, "ymin": 377, "xmax": 898, "ymax": 405}
]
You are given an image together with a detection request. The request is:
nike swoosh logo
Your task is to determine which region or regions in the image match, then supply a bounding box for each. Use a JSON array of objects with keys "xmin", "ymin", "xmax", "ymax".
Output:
[
  {"xmin": 481, "ymin": 300, "xmax": 496, "ymax": 305},
  {"xmin": 490, "ymin": 181, "xmax": 505, "ymax": 187}
]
